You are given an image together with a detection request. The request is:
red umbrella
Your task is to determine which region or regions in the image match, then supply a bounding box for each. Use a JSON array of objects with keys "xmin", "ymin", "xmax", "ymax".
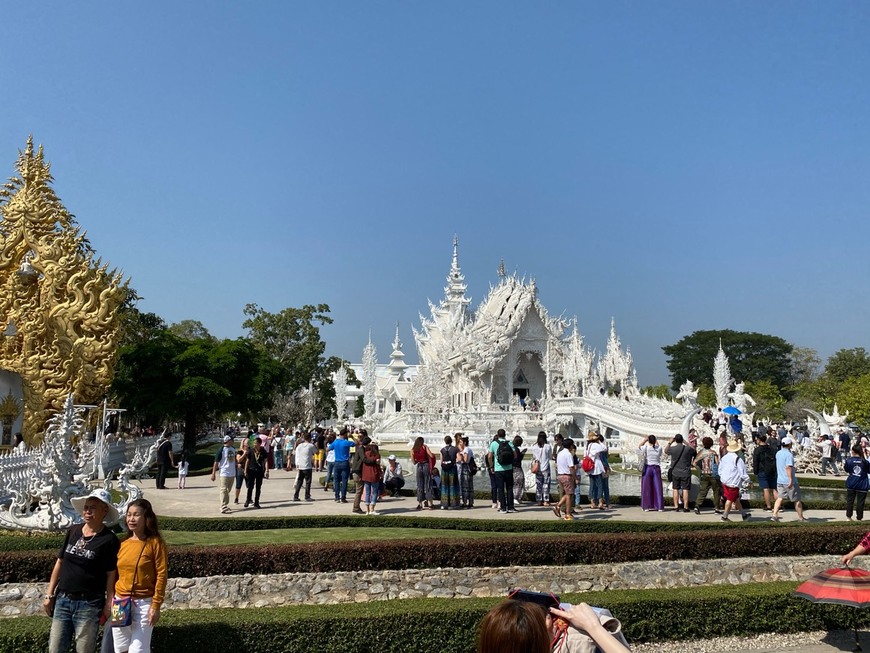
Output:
[
  {"xmin": 796, "ymin": 566, "xmax": 870, "ymax": 607},
  {"xmin": 795, "ymin": 566, "xmax": 870, "ymax": 651}
]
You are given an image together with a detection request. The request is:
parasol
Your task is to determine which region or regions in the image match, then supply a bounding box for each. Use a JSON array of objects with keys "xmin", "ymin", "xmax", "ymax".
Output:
[
  {"xmin": 795, "ymin": 566, "xmax": 870, "ymax": 651},
  {"xmin": 722, "ymin": 406, "xmax": 741, "ymax": 416}
]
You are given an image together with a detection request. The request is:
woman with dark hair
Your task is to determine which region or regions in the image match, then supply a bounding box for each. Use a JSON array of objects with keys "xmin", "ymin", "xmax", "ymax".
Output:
[
  {"xmin": 477, "ymin": 600, "xmax": 550, "ymax": 653},
  {"xmin": 693, "ymin": 436, "xmax": 722, "ymax": 515},
  {"xmin": 531, "ymin": 431, "xmax": 552, "ymax": 506},
  {"xmin": 411, "ymin": 436, "xmax": 435, "ymax": 510},
  {"xmin": 638, "ymin": 434, "xmax": 664, "ymax": 512},
  {"xmin": 477, "ymin": 600, "xmax": 630, "ymax": 653},
  {"xmin": 512, "ymin": 435, "xmax": 527, "ymax": 505},
  {"xmin": 13, "ymin": 432, "xmax": 26, "ymax": 454},
  {"xmin": 111, "ymin": 498, "xmax": 168, "ymax": 653},
  {"xmin": 457, "ymin": 435, "xmax": 475, "ymax": 509}
]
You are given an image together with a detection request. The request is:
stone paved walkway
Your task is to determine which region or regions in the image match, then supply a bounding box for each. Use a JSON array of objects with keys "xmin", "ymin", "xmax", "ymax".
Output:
[{"xmin": 139, "ymin": 470, "xmax": 853, "ymax": 523}]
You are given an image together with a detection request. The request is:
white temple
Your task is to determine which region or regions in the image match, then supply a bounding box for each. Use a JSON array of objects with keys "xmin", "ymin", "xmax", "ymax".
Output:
[{"xmin": 342, "ymin": 237, "xmax": 694, "ymax": 451}]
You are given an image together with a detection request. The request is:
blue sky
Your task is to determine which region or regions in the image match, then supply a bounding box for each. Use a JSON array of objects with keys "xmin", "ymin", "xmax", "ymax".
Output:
[{"xmin": 1, "ymin": 3, "xmax": 868, "ymax": 386}]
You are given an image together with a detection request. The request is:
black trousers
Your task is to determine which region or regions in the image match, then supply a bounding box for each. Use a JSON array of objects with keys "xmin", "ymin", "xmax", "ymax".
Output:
[
  {"xmin": 156, "ymin": 464, "xmax": 169, "ymax": 489},
  {"xmin": 294, "ymin": 469, "xmax": 312, "ymax": 500},
  {"xmin": 846, "ymin": 488, "xmax": 867, "ymax": 520},
  {"xmin": 245, "ymin": 470, "xmax": 265, "ymax": 505},
  {"xmin": 495, "ymin": 469, "xmax": 514, "ymax": 511}
]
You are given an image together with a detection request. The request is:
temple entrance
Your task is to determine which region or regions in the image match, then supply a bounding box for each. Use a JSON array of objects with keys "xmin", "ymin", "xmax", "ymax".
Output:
[{"xmin": 511, "ymin": 352, "xmax": 545, "ymax": 404}]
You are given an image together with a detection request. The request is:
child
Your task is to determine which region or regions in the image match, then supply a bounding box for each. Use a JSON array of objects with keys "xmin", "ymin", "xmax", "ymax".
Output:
[
  {"xmin": 430, "ymin": 467, "xmax": 442, "ymax": 505},
  {"xmin": 177, "ymin": 451, "xmax": 189, "ymax": 489}
]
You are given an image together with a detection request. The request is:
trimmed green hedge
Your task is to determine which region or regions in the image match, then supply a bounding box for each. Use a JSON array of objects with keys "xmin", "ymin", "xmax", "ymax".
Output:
[
  {"xmin": 1, "ymin": 582, "xmax": 867, "ymax": 652},
  {"xmin": 3, "ymin": 525, "xmax": 864, "ymax": 584}
]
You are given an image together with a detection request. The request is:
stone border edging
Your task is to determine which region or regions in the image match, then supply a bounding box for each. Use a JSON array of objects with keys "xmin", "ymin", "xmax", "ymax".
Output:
[{"xmin": 0, "ymin": 554, "xmax": 838, "ymax": 617}]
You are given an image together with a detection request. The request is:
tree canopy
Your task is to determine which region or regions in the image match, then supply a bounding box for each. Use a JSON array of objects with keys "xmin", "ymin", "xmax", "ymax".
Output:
[
  {"xmin": 112, "ymin": 332, "xmax": 281, "ymax": 451},
  {"xmin": 823, "ymin": 347, "xmax": 870, "ymax": 384},
  {"xmin": 662, "ymin": 329, "xmax": 793, "ymax": 392}
]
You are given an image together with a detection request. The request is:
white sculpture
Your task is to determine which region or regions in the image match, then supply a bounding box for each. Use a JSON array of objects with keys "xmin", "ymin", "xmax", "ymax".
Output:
[
  {"xmin": 333, "ymin": 366, "xmax": 348, "ymax": 420},
  {"xmin": 0, "ymin": 395, "xmax": 145, "ymax": 532},
  {"xmin": 727, "ymin": 382, "xmax": 756, "ymax": 414},
  {"xmin": 713, "ymin": 343, "xmax": 732, "ymax": 410},
  {"xmin": 362, "ymin": 333, "xmax": 377, "ymax": 418},
  {"xmin": 676, "ymin": 380, "xmax": 699, "ymax": 409}
]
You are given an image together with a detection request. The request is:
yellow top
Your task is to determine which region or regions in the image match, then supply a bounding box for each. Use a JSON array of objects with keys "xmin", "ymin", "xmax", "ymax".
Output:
[{"xmin": 114, "ymin": 536, "xmax": 168, "ymax": 609}]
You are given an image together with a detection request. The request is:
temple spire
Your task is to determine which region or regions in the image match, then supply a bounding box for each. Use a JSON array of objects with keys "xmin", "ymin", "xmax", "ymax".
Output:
[
  {"xmin": 389, "ymin": 322, "xmax": 407, "ymax": 381},
  {"xmin": 443, "ymin": 235, "xmax": 470, "ymax": 314}
]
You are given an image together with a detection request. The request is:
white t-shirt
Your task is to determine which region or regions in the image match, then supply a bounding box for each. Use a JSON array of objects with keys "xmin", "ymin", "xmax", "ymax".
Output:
[
  {"xmin": 531, "ymin": 443, "xmax": 552, "ymax": 469},
  {"xmin": 295, "ymin": 442, "xmax": 317, "ymax": 470},
  {"xmin": 216, "ymin": 446, "xmax": 236, "ymax": 478},
  {"xmin": 587, "ymin": 441, "xmax": 608, "ymax": 475},
  {"xmin": 556, "ymin": 448, "xmax": 574, "ymax": 475},
  {"xmin": 178, "ymin": 461, "xmax": 189, "ymax": 476},
  {"xmin": 639, "ymin": 443, "xmax": 662, "ymax": 466}
]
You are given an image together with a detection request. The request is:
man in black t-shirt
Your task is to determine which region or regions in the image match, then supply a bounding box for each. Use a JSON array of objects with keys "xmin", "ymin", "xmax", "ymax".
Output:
[
  {"xmin": 45, "ymin": 489, "xmax": 120, "ymax": 653},
  {"xmin": 155, "ymin": 433, "xmax": 174, "ymax": 489}
]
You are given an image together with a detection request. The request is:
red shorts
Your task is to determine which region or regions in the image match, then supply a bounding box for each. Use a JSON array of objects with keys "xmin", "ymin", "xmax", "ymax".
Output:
[{"xmin": 722, "ymin": 485, "xmax": 739, "ymax": 502}]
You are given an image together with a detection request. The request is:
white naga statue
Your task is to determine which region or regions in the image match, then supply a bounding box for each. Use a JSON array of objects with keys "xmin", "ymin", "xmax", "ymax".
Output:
[
  {"xmin": 727, "ymin": 382, "xmax": 756, "ymax": 414},
  {"xmin": 676, "ymin": 380, "xmax": 699, "ymax": 409}
]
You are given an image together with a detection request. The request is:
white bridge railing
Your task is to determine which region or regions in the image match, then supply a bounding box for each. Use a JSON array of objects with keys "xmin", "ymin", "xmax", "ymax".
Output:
[{"xmin": 0, "ymin": 435, "xmax": 181, "ymax": 503}]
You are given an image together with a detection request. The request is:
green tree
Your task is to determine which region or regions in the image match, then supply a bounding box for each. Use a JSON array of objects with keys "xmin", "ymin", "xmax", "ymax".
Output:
[
  {"xmin": 824, "ymin": 348, "xmax": 870, "ymax": 384},
  {"xmin": 787, "ymin": 346, "xmax": 822, "ymax": 386},
  {"xmin": 169, "ymin": 319, "xmax": 216, "ymax": 342},
  {"xmin": 243, "ymin": 303, "xmax": 352, "ymax": 419},
  {"xmin": 113, "ymin": 334, "xmax": 281, "ymax": 451},
  {"xmin": 835, "ymin": 373, "xmax": 870, "ymax": 428},
  {"xmin": 662, "ymin": 329, "xmax": 793, "ymax": 392},
  {"xmin": 745, "ymin": 380, "xmax": 785, "ymax": 422},
  {"xmin": 696, "ymin": 383, "xmax": 716, "ymax": 408},
  {"xmin": 641, "ymin": 384, "xmax": 672, "ymax": 399}
]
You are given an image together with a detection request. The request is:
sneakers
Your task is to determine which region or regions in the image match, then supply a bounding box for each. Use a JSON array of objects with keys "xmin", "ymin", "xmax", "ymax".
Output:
[
  {"xmin": 293, "ymin": 497, "xmax": 301, "ymax": 502},
  {"xmin": 498, "ymin": 509, "xmax": 507, "ymax": 514},
  {"xmin": 770, "ymin": 515, "xmax": 781, "ymax": 521},
  {"xmin": 369, "ymin": 510, "xmax": 380, "ymax": 516},
  {"xmin": 741, "ymin": 512, "xmax": 750, "ymax": 521},
  {"xmin": 352, "ymin": 509, "xmax": 365, "ymax": 515},
  {"xmin": 220, "ymin": 507, "xmax": 231, "ymax": 514},
  {"xmin": 693, "ymin": 507, "xmax": 701, "ymax": 515},
  {"xmin": 721, "ymin": 515, "xmax": 730, "ymax": 522},
  {"xmin": 763, "ymin": 508, "xmax": 773, "ymax": 513}
]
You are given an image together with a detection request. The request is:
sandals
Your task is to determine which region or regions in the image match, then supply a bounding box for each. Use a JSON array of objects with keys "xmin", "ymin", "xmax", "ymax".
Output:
[{"xmin": 552, "ymin": 506, "xmax": 562, "ymax": 519}]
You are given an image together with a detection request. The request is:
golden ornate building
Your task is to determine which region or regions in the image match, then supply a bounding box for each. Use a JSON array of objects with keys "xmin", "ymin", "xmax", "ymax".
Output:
[{"xmin": 0, "ymin": 138, "xmax": 127, "ymax": 445}]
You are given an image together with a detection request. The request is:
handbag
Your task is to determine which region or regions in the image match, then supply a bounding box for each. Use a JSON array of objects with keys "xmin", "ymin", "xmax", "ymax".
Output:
[
  {"xmin": 531, "ymin": 459, "xmax": 540, "ymax": 474},
  {"xmin": 110, "ymin": 596, "xmax": 132, "ymax": 628},
  {"xmin": 111, "ymin": 541, "xmax": 147, "ymax": 628}
]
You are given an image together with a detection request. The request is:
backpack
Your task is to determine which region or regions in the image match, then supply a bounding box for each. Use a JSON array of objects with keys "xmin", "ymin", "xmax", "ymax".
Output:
[
  {"xmin": 496, "ymin": 439, "xmax": 515, "ymax": 466},
  {"xmin": 467, "ymin": 455, "xmax": 479, "ymax": 476}
]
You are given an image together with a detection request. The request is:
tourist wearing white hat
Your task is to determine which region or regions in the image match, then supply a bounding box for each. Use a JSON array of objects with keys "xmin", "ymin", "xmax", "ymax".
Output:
[
  {"xmin": 718, "ymin": 440, "xmax": 751, "ymax": 522},
  {"xmin": 45, "ymin": 488, "xmax": 121, "ymax": 653}
]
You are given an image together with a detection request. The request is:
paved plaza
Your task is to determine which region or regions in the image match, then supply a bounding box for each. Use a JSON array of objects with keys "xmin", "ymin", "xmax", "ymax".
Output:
[{"xmin": 139, "ymin": 468, "xmax": 849, "ymax": 523}]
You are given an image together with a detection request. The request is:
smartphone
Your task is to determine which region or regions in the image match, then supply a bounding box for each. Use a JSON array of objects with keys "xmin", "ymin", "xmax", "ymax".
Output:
[{"xmin": 508, "ymin": 588, "xmax": 560, "ymax": 609}]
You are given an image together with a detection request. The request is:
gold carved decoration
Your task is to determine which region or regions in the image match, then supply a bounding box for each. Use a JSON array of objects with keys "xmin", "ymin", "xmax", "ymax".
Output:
[{"xmin": 0, "ymin": 138, "xmax": 127, "ymax": 444}]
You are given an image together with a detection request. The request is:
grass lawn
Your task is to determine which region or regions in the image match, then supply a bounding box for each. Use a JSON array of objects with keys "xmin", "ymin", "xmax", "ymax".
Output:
[{"xmin": 161, "ymin": 526, "xmax": 572, "ymax": 546}]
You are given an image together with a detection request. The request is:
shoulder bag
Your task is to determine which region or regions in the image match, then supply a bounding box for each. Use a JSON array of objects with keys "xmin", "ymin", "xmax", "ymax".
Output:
[{"xmin": 111, "ymin": 541, "xmax": 147, "ymax": 628}]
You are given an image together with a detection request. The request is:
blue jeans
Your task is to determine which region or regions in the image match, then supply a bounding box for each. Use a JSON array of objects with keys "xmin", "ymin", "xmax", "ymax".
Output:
[
  {"xmin": 333, "ymin": 460, "xmax": 350, "ymax": 501},
  {"xmin": 324, "ymin": 461, "xmax": 336, "ymax": 489},
  {"xmin": 274, "ymin": 448, "xmax": 284, "ymax": 470},
  {"xmin": 588, "ymin": 474, "xmax": 604, "ymax": 505},
  {"xmin": 364, "ymin": 481, "xmax": 379, "ymax": 506},
  {"xmin": 49, "ymin": 593, "xmax": 104, "ymax": 653}
]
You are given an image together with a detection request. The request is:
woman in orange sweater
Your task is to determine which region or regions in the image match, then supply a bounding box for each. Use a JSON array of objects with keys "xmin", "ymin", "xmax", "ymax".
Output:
[{"xmin": 112, "ymin": 498, "xmax": 168, "ymax": 653}]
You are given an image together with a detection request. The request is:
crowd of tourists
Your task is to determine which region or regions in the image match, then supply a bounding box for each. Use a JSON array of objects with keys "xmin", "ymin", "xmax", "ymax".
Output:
[{"xmin": 205, "ymin": 421, "xmax": 870, "ymax": 523}]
